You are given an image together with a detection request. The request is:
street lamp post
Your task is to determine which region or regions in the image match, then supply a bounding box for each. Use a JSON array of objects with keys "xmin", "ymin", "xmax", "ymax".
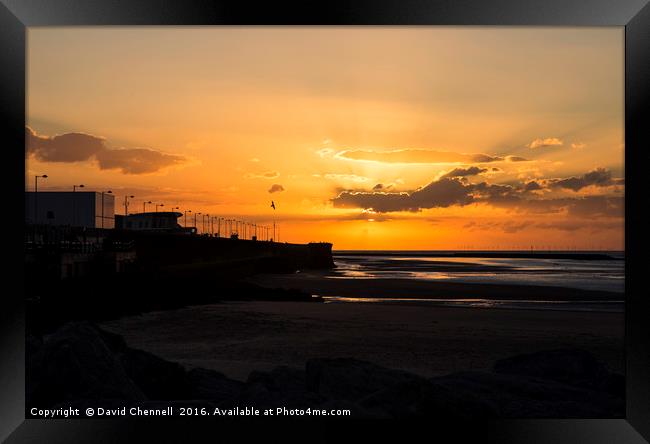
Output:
[
  {"xmin": 33, "ymin": 174, "xmax": 48, "ymax": 223},
  {"xmin": 124, "ymin": 195, "xmax": 134, "ymax": 216},
  {"xmin": 101, "ymin": 190, "xmax": 112, "ymax": 229},
  {"xmin": 194, "ymin": 212, "xmax": 201, "ymax": 233},
  {"xmin": 72, "ymin": 184, "xmax": 84, "ymax": 226},
  {"xmin": 143, "ymin": 201, "xmax": 152, "ymax": 213},
  {"xmin": 184, "ymin": 210, "xmax": 191, "ymax": 227}
]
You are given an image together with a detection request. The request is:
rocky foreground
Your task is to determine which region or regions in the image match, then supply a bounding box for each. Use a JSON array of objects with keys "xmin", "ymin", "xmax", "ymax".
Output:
[{"xmin": 27, "ymin": 322, "xmax": 624, "ymax": 418}]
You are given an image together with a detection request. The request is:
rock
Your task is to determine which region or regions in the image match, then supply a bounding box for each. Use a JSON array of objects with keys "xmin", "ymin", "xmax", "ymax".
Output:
[
  {"xmin": 27, "ymin": 322, "xmax": 145, "ymax": 407},
  {"xmin": 119, "ymin": 348, "xmax": 188, "ymax": 400},
  {"xmin": 493, "ymin": 349, "xmax": 622, "ymax": 394},
  {"xmin": 89, "ymin": 322, "xmax": 190, "ymax": 400},
  {"xmin": 360, "ymin": 377, "xmax": 499, "ymax": 418},
  {"xmin": 305, "ymin": 358, "xmax": 425, "ymax": 402},
  {"xmin": 241, "ymin": 366, "xmax": 323, "ymax": 407},
  {"xmin": 433, "ymin": 370, "xmax": 624, "ymax": 417},
  {"xmin": 186, "ymin": 367, "xmax": 243, "ymax": 401},
  {"xmin": 26, "ymin": 323, "xmax": 625, "ymax": 419},
  {"xmin": 247, "ymin": 366, "xmax": 306, "ymax": 394}
]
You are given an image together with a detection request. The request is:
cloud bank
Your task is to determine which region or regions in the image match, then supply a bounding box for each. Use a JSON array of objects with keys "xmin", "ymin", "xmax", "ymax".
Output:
[
  {"xmin": 546, "ymin": 167, "xmax": 620, "ymax": 191},
  {"xmin": 331, "ymin": 167, "xmax": 623, "ymax": 217},
  {"xmin": 26, "ymin": 127, "xmax": 186, "ymax": 174}
]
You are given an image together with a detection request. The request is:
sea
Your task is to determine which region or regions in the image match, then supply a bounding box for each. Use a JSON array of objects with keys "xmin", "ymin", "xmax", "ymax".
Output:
[{"xmin": 324, "ymin": 251, "xmax": 625, "ymax": 312}]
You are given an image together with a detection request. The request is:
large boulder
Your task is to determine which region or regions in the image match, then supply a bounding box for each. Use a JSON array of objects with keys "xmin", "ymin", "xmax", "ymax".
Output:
[
  {"xmin": 359, "ymin": 378, "xmax": 499, "ymax": 418},
  {"xmin": 493, "ymin": 349, "xmax": 623, "ymax": 395},
  {"xmin": 433, "ymin": 370, "xmax": 624, "ymax": 417},
  {"xmin": 305, "ymin": 358, "xmax": 425, "ymax": 402},
  {"xmin": 27, "ymin": 322, "xmax": 145, "ymax": 407},
  {"xmin": 97, "ymin": 326, "xmax": 242, "ymax": 401},
  {"xmin": 27, "ymin": 322, "xmax": 247, "ymax": 408},
  {"xmin": 119, "ymin": 348, "xmax": 188, "ymax": 400},
  {"xmin": 240, "ymin": 366, "xmax": 323, "ymax": 407},
  {"xmin": 186, "ymin": 367, "xmax": 243, "ymax": 401}
]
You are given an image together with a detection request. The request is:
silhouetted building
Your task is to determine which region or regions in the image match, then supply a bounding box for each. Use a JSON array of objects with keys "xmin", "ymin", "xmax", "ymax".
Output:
[
  {"xmin": 25, "ymin": 191, "xmax": 115, "ymax": 228},
  {"xmin": 115, "ymin": 211, "xmax": 195, "ymax": 233}
]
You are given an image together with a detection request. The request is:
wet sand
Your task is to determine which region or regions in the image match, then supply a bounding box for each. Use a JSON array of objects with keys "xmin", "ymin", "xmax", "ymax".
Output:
[
  {"xmin": 100, "ymin": 300, "xmax": 624, "ymax": 382},
  {"xmin": 245, "ymin": 271, "xmax": 622, "ymax": 301}
]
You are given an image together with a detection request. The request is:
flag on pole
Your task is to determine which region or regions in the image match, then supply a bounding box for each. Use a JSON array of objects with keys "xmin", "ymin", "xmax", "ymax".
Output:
[{"xmin": 271, "ymin": 201, "xmax": 276, "ymax": 210}]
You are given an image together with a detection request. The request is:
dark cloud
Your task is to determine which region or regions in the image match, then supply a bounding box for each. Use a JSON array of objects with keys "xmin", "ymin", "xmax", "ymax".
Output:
[
  {"xmin": 331, "ymin": 168, "xmax": 625, "ymax": 217},
  {"xmin": 26, "ymin": 126, "xmax": 105, "ymax": 162},
  {"xmin": 470, "ymin": 181, "xmax": 517, "ymax": 199},
  {"xmin": 505, "ymin": 155, "xmax": 530, "ymax": 162},
  {"xmin": 332, "ymin": 177, "xmax": 475, "ymax": 213},
  {"xmin": 268, "ymin": 184, "xmax": 285, "ymax": 193},
  {"xmin": 547, "ymin": 168, "xmax": 615, "ymax": 191},
  {"xmin": 336, "ymin": 149, "xmax": 504, "ymax": 164},
  {"xmin": 372, "ymin": 183, "xmax": 396, "ymax": 191},
  {"xmin": 524, "ymin": 180, "xmax": 543, "ymax": 191},
  {"xmin": 441, "ymin": 166, "xmax": 488, "ymax": 179},
  {"xmin": 26, "ymin": 126, "xmax": 187, "ymax": 174},
  {"xmin": 94, "ymin": 148, "xmax": 186, "ymax": 175}
]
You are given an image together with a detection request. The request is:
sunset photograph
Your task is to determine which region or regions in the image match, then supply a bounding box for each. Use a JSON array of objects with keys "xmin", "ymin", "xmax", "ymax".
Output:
[{"xmin": 24, "ymin": 26, "xmax": 625, "ymax": 419}]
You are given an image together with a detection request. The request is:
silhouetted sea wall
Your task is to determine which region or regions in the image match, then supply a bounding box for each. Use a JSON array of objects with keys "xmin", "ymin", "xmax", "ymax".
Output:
[
  {"xmin": 25, "ymin": 224, "xmax": 334, "ymax": 283},
  {"xmin": 109, "ymin": 231, "xmax": 335, "ymax": 273}
]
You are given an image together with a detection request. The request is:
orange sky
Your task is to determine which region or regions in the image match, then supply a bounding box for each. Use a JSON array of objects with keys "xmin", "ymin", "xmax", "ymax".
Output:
[{"xmin": 26, "ymin": 27, "xmax": 624, "ymax": 250}]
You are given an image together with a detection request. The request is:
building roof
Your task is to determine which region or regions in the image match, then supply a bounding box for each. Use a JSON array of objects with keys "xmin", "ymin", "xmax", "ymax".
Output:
[
  {"xmin": 25, "ymin": 190, "xmax": 114, "ymax": 196},
  {"xmin": 123, "ymin": 212, "xmax": 182, "ymax": 218}
]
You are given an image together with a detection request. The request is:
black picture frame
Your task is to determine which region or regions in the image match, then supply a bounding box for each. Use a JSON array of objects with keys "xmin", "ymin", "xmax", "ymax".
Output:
[{"xmin": 1, "ymin": 0, "xmax": 648, "ymax": 442}]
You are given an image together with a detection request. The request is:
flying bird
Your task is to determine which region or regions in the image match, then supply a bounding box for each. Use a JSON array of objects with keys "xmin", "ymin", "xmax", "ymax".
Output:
[{"xmin": 271, "ymin": 201, "xmax": 276, "ymax": 210}]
